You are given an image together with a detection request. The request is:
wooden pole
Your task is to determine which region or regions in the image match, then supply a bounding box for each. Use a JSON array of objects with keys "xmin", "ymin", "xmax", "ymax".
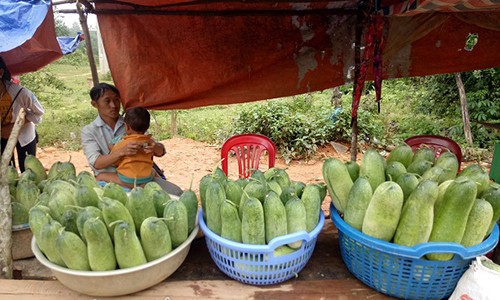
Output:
[
  {"xmin": 170, "ymin": 110, "xmax": 178, "ymax": 136},
  {"xmin": 52, "ymin": 0, "xmax": 76, "ymax": 5},
  {"xmin": 455, "ymin": 73, "xmax": 473, "ymax": 147},
  {"xmin": 77, "ymin": 1, "xmax": 99, "ymax": 86},
  {"xmin": 0, "ymin": 109, "xmax": 26, "ymax": 279}
]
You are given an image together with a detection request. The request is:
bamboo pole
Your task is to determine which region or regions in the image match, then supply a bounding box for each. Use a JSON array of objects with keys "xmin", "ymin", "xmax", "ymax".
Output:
[
  {"xmin": 77, "ymin": 1, "xmax": 99, "ymax": 86},
  {"xmin": 0, "ymin": 108, "xmax": 26, "ymax": 279},
  {"xmin": 170, "ymin": 110, "xmax": 178, "ymax": 136},
  {"xmin": 455, "ymin": 73, "xmax": 473, "ymax": 147},
  {"xmin": 52, "ymin": 0, "xmax": 76, "ymax": 5}
]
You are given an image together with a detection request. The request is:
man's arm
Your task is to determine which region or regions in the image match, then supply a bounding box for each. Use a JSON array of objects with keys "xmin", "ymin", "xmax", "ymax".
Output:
[{"xmin": 81, "ymin": 126, "xmax": 122, "ymax": 170}]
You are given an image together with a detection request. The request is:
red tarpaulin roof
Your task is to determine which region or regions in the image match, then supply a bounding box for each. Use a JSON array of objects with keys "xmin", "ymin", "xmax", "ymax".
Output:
[
  {"xmin": 1, "ymin": 4, "xmax": 62, "ymax": 75},
  {"xmin": 90, "ymin": 1, "xmax": 500, "ymax": 110}
]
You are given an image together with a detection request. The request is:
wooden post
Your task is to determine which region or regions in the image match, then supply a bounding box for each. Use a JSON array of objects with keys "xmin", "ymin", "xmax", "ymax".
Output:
[
  {"xmin": 0, "ymin": 109, "xmax": 25, "ymax": 279},
  {"xmin": 170, "ymin": 110, "xmax": 178, "ymax": 136},
  {"xmin": 77, "ymin": 1, "xmax": 99, "ymax": 86},
  {"xmin": 455, "ymin": 73, "xmax": 473, "ymax": 147}
]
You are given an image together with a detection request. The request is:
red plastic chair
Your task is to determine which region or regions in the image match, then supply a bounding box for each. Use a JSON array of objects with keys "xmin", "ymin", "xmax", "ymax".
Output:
[
  {"xmin": 404, "ymin": 135, "xmax": 462, "ymax": 168},
  {"xmin": 221, "ymin": 133, "xmax": 276, "ymax": 178}
]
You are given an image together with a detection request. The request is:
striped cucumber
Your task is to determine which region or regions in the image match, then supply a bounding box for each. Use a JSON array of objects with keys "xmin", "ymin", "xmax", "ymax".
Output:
[{"xmin": 322, "ymin": 157, "xmax": 353, "ymax": 213}]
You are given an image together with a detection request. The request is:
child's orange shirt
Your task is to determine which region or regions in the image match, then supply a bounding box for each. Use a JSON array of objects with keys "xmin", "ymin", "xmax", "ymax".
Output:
[{"xmin": 111, "ymin": 134, "xmax": 154, "ymax": 180}]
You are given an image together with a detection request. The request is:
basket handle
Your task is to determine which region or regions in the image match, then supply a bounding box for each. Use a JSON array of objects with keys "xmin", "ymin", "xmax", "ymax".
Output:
[
  {"xmin": 409, "ymin": 227, "xmax": 499, "ymax": 259},
  {"xmin": 266, "ymin": 212, "xmax": 325, "ymax": 251}
]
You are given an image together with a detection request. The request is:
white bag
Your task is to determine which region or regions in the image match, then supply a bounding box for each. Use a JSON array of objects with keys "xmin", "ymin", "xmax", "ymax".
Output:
[{"xmin": 449, "ymin": 256, "xmax": 500, "ymax": 300}]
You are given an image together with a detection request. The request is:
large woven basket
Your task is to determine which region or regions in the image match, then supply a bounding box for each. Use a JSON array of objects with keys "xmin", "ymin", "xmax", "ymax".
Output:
[{"xmin": 331, "ymin": 203, "xmax": 499, "ymax": 300}]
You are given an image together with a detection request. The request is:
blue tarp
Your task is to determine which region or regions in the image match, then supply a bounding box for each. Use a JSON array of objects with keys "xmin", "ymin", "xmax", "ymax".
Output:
[
  {"xmin": 0, "ymin": 0, "xmax": 51, "ymax": 52},
  {"xmin": 57, "ymin": 33, "xmax": 83, "ymax": 55}
]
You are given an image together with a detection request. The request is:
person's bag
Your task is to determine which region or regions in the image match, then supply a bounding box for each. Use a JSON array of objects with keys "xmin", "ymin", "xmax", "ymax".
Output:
[
  {"xmin": 1, "ymin": 87, "xmax": 23, "ymax": 139},
  {"xmin": 449, "ymin": 256, "xmax": 500, "ymax": 300}
]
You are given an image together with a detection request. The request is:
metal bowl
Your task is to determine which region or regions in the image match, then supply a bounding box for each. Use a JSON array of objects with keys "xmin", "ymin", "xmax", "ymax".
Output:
[{"xmin": 32, "ymin": 224, "xmax": 199, "ymax": 296}]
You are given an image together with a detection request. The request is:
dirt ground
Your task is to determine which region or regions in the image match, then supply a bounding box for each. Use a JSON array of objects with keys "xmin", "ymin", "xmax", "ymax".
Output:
[{"xmin": 35, "ymin": 137, "xmax": 353, "ymax": 214}]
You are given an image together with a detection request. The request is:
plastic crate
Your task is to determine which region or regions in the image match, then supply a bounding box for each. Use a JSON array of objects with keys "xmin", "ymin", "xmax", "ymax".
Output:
[
  {"xmin": 199, "ymin": 209, "xmax": 324, "ymax": 285},
  {"xmin": 330, "ymin": 203, "xmax": 499, "ymax": 300}
]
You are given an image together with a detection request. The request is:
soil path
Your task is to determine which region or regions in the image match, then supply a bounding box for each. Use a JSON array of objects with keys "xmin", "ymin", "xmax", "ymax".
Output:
[{"xmin": 36, "ymin": 137, "xmax": 352, "ymax": 214}]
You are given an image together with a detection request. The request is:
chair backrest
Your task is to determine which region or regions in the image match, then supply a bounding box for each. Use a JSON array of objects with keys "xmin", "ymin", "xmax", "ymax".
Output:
[
  {"xmin": 404, "ymin": 135, "xmax": 463, "ymax": 168},
  {"xmin": 221, "ymin": 133, "xmax": 276, "ymax": 178}
]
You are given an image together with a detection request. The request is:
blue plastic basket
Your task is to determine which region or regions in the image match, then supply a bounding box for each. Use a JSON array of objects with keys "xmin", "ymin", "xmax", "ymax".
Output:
[
  {"xmin": 330, "ymin": 203, "xmax": 499, "ymax": 300},
  {"xmin": 199, "ymin": 209, "xmax": 324, "ymax": 285}
]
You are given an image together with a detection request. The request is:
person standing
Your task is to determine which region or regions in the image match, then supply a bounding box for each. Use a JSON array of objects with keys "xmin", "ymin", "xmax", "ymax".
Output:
[
  {"xmin": 81, "ymin": 82, "xmax": 183, "ymax": 195},
  {"xmin": 0, "ymin": 56, "xmax": 44, "ymax": 172}
]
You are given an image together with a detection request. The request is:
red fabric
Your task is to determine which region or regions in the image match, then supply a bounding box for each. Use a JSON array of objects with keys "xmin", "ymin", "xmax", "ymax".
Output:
[
  {"xmin": 352, "ymin": 15, "xmax": 385, "ymax": 119},
  {"xmin": 94, "ymin": 1, "xmax": 500, "ymax": 110},
  {"xmin": 1, "ymin": 6, "xmax": 62, "ymax": 76}
]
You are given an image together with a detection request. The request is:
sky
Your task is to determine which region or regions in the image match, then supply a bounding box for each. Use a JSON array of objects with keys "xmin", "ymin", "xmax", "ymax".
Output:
[{"xmin": 54, "ymin": 3, "xmax": 98, "ymax": 30}]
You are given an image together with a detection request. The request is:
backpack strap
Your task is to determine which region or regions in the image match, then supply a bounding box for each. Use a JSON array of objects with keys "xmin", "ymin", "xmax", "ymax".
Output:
[{"xmin": 1, "ymin": 87, "xmax": 23, "ymax": 126}]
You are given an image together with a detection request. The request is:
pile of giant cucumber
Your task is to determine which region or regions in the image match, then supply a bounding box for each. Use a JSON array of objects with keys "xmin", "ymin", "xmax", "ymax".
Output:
[
  {"xmin": 8, "ymin": 155, "xmax": 198, "ymax": 271},
  {"xmin": 323, "ymin": 143, "xmax": 500, "ymax": 261},
  {"xmin": 200, "ymin": 166, "xmax": 326, "ymax": 253}
]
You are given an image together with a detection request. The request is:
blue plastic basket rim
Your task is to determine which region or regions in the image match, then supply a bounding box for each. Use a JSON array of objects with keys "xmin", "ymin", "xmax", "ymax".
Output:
[
  {"xmin": 199, "ymin": 209, "xmax": 324, "ymax": 253},
  {"xmin": 330, "ymin": 202, "xmax": 499, "ymax": 259}
]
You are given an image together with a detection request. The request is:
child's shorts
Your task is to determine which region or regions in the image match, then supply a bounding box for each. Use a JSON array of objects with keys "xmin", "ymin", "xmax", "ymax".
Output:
[{"xmin": 118, "ymin": 173, "xmax": 154, "ymax": 185}]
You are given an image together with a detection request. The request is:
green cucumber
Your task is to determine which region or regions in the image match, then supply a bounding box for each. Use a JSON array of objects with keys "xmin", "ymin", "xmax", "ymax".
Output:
[
  {"xmin": 76, "ymin": 206, "xmax": 103, "ymax": 243},
  {"xmin": 344, "ymin": 177, "xmax": 373, "ymax": 231},
  {"xmin": 140, "ymin": 217, "xmax": 172, "ymax": 262},
  {"xmin": 100, "ymin": 197, "xmax": 135, "ymax": 239},
  {"xmin": 151, "ymin": 189, "xmax": 172, "ymax": 218},
  {"xmin": 407, "ymin": 159, "xmax": 433, "ymax": 176},
  {"xmin": 75, "ymin": 184, "xmax": 100, "ymax": 207},
  {"xmin": 12, "ymin": 202, "xmax": 29, "ymax": 226},
  {"xmin": 83, "ymin": 217, "xmax": 117, "ymax": 271},
  {"xmin": 126, "ymin": 186, "xmax": 158, "ymax": 234},
  {"xmin": 434, "ymin": 151, "xmax": 459, "ymax": 182},
  {"xmin": 301, "ymin": 184, "xmax": 322, "ymax": 232},
  {"xmin": 285, "ymin": 196, "xmax": 307, "ymax": 249},
  {"xmin": 112, "ymin": 220, "xmax": 147, "ymax": 269},
  {"xmin": 482, "ymin": 182, "xmax": 500, "ymax": 235},
  {"xmin": 205, "ymin": 180, "xmax": 225, "ymax": 235},
  {"xmin": 55, "ymin": 229, "xmax": 90, "ymax": 271},
  {"xmin": 163, "ymin": 200, "xmax": 189, "ymax": 248},
  {"xmin": 393, "ymin": 180, "xmax": 438, "ymax": 247},
  {"xmin": 38, "ymin": 219, "xmax": 66, "ymax": 267},
  {"xmin": 220, "ymin": 200, "xmax": 242, "ymax": 243},
  {"xmin": 387, "ymin": 143, "xmax": 414, "ymax": 168},
  {"xmin": 241, "ymin": 196, "xmax": 265, "ymax": 245},
  {"xmin": 458, "ymin": 164, "xmax": 491, "ymax": 197},
  {"xmin": 362, "ymin": 181, "xmax": 404, "ymax": 242},
  {"xmin": 385, "ymin": 161, "xmax": 407, "ymax": 182},
  {"xmin": 359, "ymin": 149, "xmax": 386, "ymax": 192},
  {"xmin": 179, "ymin": 188, "xmax": 199, "ymax": 234},
  {"xmin": 102, "ymin": 182, "xmax": 128, "ymax": 205},
  {"xmin": 290, "ymin": 181, "xmax": 306, "ymax": 198},
  {"xmin": 460, "ymin": 198, "xmax": 493, "ymax": 248},
  {"xmin": 225, "ymin": 178, "xmax": 243, "ymax": 206},
  {"xmin": 345, "ymin": 161, "xmax": 360, "ymax": 182},
  {"xmin": 412, "ymin": 146, "xmax": 436, "ymax": 164},
  {"xmin": 263, "ymin": 191, "xmax": 287, "ymax": 243},
  {"xmin": 427, "ymin": 177, "xmax": 477, "ymax": 261},
  {"xmin": 29, "ymin": 205, "xmax": 53, "ymax": 241},
  {"xmin": 322, "ymin": 157, "xmax": 353, "ymax": 213},
  {"xmin": 396, "ymin": 172, "xmax": 420, "ymax": 203}
]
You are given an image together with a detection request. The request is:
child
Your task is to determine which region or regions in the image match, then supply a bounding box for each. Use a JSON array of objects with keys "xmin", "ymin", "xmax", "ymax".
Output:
[{"xmin": 109, "ymin": 106, "xmax": 156, "ymax": 187}]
